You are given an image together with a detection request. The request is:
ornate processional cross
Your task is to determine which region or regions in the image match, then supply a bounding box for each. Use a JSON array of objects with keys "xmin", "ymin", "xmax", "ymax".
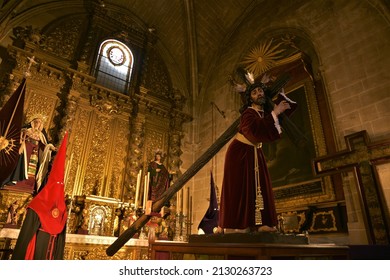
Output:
[{"xmin": 313, "ymin": 130, "xmax": 390, "ymax": 245}]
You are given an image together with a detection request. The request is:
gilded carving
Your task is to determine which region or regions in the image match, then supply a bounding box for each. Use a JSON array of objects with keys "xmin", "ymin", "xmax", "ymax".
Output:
[
  {"xmin": 359, "ymin": 161, "xmax": 388, "ymax": 244},
  {"xmin": 65, "ymin": 108, "xmax": 91, "ymax": 196},
  {"xmin": 84, "ymin": 198, "xmax": 116, "ymax": 237},
  {"xmin": 71, "ymin": 74, "xmax": 93, "ymax": 93},
  {"xmin": 9, "ymin": 51, "xmax": 64, "ymax": 89},
  {"xmin": 90, "ymin": 93, "xmax": 123, "ymax": 115},
  {"xmin": 124, "ymin": 115, "xmax": 145, "ymax": 201},
  {"xmin": 109, "ymin": 119, "xmax": 129, "ymax": 199},
  {"xmin": 11, "ymin": 26, "xmax": 46, "ymax": 48},
  {"xmin": 24, "ymin": 91, "xmax": 56, "ymax": 130},
  {"xmin": 303, "ymin": 80, "xmax": 327, "ymax": 157},
  {"xmin": 172, "ymin": 89, "xmax": 186, "ymax": 110},
  {"xmin": 64, "ymin": 243, "xmax": 148, "ymax": 260},
  {"xmin": 63, "ymin": 95, "xmax": 79, "ymax": 135},
  {"xmin": 168, "ymin": 132, "xmax": 183, "ymax": 175},
  {"xmin": 1, "ymin": 13, "xmax": 191, "ymax": 247},
  {"xmin": 145, "ymin": 128, "xmax": 167, "ymax": 160},
  {"xmin": 84, "ymin": 114, "xmax": 111, "ymax": 196},
  {"xmin": 309, "ymin": 210, "xmax": 338, "ymax": 232},
  {"xmin": 0, "ymin": 192, "xmax": 32, "ymax": 226},
  {"xmin": 26, "ymin": 66, "xmax": 64, "ymax": 89},
  {"xmin": 42, "ymin": 17, "xmax": 86, "ymax": 61},
  {"xmin": 88, "ymin": 206, "xmax": 107, "ymax": 236}
]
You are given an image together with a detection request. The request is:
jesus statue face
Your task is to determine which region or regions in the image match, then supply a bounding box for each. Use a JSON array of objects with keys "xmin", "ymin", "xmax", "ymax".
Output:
[{"xmin": 250, "ymin": 87, "xmax": 266, "ymax": 106}]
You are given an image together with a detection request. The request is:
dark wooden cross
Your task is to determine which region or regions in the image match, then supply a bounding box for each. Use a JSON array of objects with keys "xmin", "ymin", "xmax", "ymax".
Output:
[
  {"xmin": 105, "ymin": 74, "xmax": 292, "ymax": 256},
  {"xmin": 312, "ymin": 130, "xmax": 390, "ymax": 245},
  {"xmin": 106, "ymin": 117, "xmax": 241, "ymax": 256}
]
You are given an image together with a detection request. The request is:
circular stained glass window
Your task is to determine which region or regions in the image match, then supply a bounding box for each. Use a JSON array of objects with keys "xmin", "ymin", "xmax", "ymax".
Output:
[{"xmin": 107, "ymin": 46, "xmax": 126, "ymax": 66}]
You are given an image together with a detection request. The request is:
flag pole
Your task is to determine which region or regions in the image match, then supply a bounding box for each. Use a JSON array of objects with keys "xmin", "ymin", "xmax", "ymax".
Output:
[{"xmin": 2, "ymin": 79, "xmax": 26, "ymax": 139}]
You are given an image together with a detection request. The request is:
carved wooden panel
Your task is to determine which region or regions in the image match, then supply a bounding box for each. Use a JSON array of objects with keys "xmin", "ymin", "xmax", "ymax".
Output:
[{"xmin": 67, "ymin": 105, "xmax": 129, "ymax": 200}]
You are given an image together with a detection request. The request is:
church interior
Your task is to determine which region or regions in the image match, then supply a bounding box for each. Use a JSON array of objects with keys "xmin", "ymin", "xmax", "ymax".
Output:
[{"xmin": 0, "ymin": 0, "xmax": 390, "ymax": 260}]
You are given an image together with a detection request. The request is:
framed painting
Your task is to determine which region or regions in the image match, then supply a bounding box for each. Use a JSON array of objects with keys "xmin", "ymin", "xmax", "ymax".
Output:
[{"xmin": 263, "ymin": 78, "xmax": 335, "ymax": 209}]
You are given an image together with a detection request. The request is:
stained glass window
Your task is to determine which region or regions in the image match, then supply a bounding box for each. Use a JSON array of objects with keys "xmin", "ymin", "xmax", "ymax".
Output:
[{"xmin": 94, "ymin": 40, "xmax": 134, "ymax": 94}]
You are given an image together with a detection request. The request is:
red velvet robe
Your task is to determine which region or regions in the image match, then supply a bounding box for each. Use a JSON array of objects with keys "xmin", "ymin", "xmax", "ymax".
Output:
[{"xmin": 219, "ymin": 107, "xmax": 281, "ymax": 230}]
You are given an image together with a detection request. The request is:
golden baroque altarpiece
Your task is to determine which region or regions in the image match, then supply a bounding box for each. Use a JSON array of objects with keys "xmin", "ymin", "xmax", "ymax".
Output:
[{"xmin": 0, "ymin": 5, "xmax": 191, "ymax": 259}]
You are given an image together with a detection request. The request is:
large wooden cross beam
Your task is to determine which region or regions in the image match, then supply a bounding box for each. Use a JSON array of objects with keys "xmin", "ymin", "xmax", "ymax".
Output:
[
  {"xmin": 312, "ymin": 130, "xmax": 390, "ymax": 245},
  {"xmin": 106, "ymin": 74, "xmax": 292, "ymax": 256},
  {"xmin": 106, "ymin": 117, "xmax": 240, "ymax": 256}
]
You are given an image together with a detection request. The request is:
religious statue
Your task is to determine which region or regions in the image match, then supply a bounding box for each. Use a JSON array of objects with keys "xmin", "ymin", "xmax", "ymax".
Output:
[
  {"xmin": 157, "ymin": 220, "xmax": 169, "ymax": 240},
  {"xmin": 77, "ymin": 208, "xmax": 89, "ymax": 234},
  {"xmin": 89, "ymin": 208, "xmax": 105, "ymax": 235},
  {"xmin": 5, "ymin": 200, "xmax": 19, "ymax": 226},
  {"xmin": 1, "ymin": 113, "xmax": 56, "ymax": 194},
  {"xmin": 147, "ymin": 150, "xmax": 171, "ymax": 202},
  {"xmin": 113, "ymin": 206, "xmax": 124, "ymax": 237},
  {"xmin": 120, "ymin": 207, "xmax": 137, "ymax": 235}
]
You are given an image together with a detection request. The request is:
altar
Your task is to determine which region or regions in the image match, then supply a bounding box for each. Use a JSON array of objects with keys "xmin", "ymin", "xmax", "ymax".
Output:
[
  {"xmin": 0, "ymin": 227, "xmax": 149, "ymax": 260},
  {"xmin": 151, "ymin": 232, "xmax": 351, "ymax": 260}
]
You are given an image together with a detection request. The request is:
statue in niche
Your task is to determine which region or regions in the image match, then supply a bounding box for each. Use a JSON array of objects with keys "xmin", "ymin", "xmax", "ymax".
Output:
[
  {"xmin": 120, "ymin": 207, "xmax": 136, "ymax": 235},
  {"xmin": 5, "ymin": 200, "xmax": 19, "ymax": 227},
  {"xmin": 77, "ymin": 208, "xmax": 89, "ymax": 234},
  {"xmin": 89, "ymin": 207, "xmax": 105, "ymax": 235}
]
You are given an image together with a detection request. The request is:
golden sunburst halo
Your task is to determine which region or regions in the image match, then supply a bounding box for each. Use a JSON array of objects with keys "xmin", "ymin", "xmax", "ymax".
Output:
[{"xmin": 241, "ymin": 39, "xmax": 286, "ymax": 77}]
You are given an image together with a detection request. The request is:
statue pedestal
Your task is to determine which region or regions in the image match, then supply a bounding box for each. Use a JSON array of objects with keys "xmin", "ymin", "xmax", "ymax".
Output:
[{"xmin": 189, "ymin": 231, "xmax": 309, "ymax": 245}]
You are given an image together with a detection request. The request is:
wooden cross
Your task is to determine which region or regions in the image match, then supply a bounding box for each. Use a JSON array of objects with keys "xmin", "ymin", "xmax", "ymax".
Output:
[
  {"xmin": 25, "ymin": 55, "xmax": 37, "ymax": 77},
  {"xmin": 106, "ymin": 117, "xmax": 241, "ymax": 256},
  {"xmin": 312, "ymin": 130, "xmax": 390, "ymax": 245},
  {"xmin": 106, "ymin": 74, "xmax": 290, "ymax": 256}
]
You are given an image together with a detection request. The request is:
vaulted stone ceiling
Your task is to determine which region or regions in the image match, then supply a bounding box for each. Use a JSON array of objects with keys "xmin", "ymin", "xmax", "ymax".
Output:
[
  {"xmin": 1, "ymin": 0, "xmax": 310, "ymax": 105},
  {"xmin": 103, "ymin": 0, "xmax": 258, "ymax": 98},
  {"xmin": 3, "ymin": 0, "xmax": 388, "ymax": 114}
]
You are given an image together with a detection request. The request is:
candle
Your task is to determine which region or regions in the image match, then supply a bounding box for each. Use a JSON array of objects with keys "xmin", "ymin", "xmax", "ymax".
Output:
[
  {"xmin": 177, "ymin": 189, "xmax": 182, "ymax": 213},
  {"xmin": 135, "ymin": 170, "xmax": 141, "ymax": 208},
  {"xmin": 190, "ymin": 195, "xmax": 192, "ymax": 224},
  {"xmin": 183, "ymin": 186, "xmax": 188, "ymax": 216},
  {"xmin": 73, "ymin": 164, "xmax": 81, "ymax": 197},
  {"xmin": 176, "ymin": 190, "xmax": 179, "ymax": 213},
  {"xmin": 65, "ymin": 152, "xmax": 73, "ymax": 186},
  {"xmin": 143, "ymin": 174, "xmax": 147, "ymax": 210},
  {"xmin": 146, "ymin": 172, "xmax": 150, "ymax": 201}
]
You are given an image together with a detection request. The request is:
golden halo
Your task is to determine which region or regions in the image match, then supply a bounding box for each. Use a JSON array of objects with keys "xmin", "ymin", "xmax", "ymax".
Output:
[{"xmin": 26, "ymin": 113, "xmax": 47, "ymax": 124}]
